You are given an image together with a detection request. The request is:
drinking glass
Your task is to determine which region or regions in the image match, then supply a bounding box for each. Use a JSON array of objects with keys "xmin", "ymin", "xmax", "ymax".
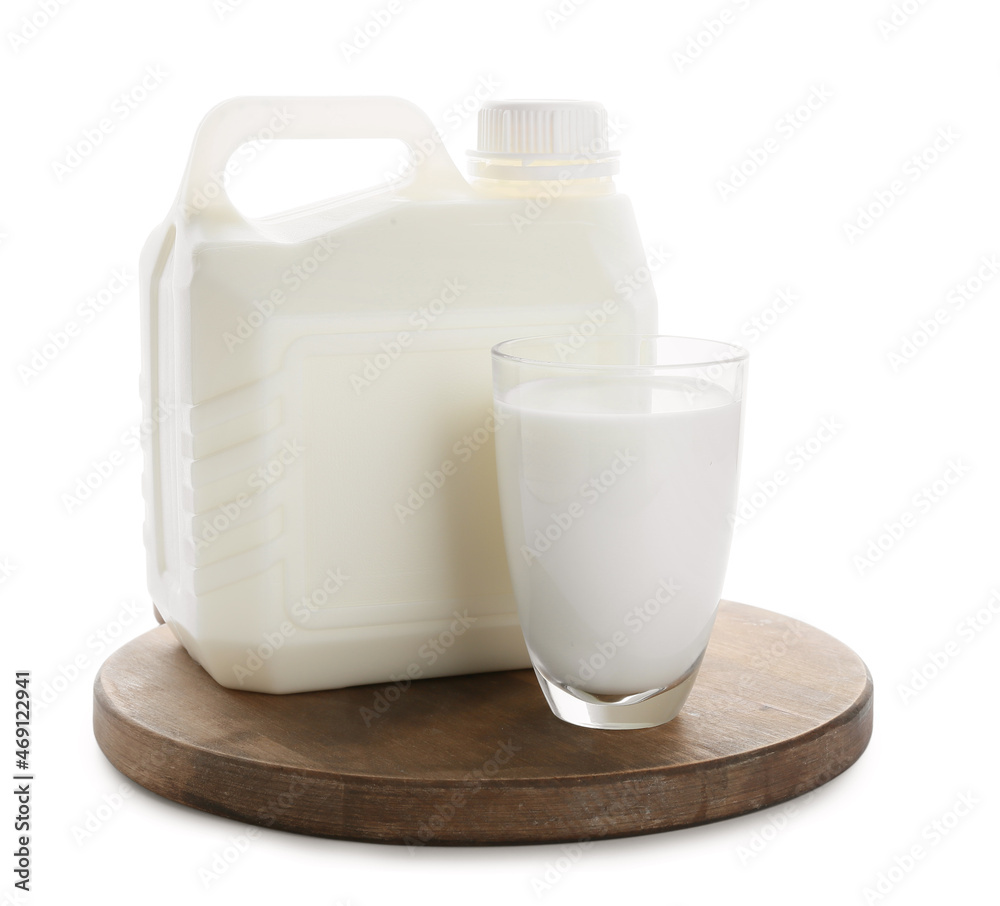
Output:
[{"xmin": 491, "ymin": 335, "xmax": 747, "ymax": 729}]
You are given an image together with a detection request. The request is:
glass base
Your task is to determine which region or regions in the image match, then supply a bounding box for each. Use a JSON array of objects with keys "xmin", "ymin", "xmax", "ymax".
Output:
[{"xmin": 532, "ymin": 658, "xmax": 704, "ymax": 730}]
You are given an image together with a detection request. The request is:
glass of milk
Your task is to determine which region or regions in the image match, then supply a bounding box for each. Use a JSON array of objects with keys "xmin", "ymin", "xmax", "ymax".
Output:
[{"xmin": 492, "ymin": 335, "xmax": 747, "ymax": 729}]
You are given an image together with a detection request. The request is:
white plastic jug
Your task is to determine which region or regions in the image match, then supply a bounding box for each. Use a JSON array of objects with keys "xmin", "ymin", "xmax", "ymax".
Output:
[{"xmin": 140, "ymin": 96, "xmax": 658, "ymax": 692}]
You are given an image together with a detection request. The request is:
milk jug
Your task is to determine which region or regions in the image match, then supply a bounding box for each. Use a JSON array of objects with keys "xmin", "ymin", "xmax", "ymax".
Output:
[{"xmin": 140, "ymin": 96, "xmax": 658, "ymax": 692}]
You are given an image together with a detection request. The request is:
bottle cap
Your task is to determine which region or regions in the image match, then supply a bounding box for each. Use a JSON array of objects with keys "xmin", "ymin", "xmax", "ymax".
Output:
[{"xmin": 468, "ymin": 100, "xmax": 619, "ymax": 180}]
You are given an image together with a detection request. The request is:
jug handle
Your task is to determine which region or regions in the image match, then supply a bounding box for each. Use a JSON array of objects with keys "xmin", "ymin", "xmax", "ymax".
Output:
[{"xmin": 176, "ymin": 96, "xmax": 470, "ymax": 220}]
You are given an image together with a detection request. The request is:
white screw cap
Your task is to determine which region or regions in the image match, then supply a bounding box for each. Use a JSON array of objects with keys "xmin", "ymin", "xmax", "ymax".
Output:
[{"xmin": 468, "ymin": 99, "xmax": 619, "ymax": 180}]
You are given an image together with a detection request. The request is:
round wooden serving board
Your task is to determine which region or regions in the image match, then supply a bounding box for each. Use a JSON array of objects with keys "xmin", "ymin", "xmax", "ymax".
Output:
[{"xmin": 93, "ymin": 601, "xmax": 873, "ymax": 846}]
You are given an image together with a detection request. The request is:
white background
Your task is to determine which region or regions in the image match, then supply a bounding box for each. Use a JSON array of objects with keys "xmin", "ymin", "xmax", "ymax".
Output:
[{"xmin": 2, "ymin": 0, "xmax": 998, "ymax": 903}]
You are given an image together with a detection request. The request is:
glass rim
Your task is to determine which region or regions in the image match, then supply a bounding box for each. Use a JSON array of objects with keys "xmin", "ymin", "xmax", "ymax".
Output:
[{"xmin": 491, "ymin": 334, "xmax": 750, "ymax": 371}]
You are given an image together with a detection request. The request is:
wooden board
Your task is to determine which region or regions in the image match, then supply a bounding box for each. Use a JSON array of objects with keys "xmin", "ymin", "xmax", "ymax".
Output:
[{"xmin": 93, "ymin": 601, "xmax": 873, "ymax": 846}]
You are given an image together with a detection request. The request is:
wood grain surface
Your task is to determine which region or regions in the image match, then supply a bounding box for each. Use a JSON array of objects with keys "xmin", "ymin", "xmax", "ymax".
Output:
[{"xmin": 93, "ymin": 600, "xmax": 873, "ymax": 845}]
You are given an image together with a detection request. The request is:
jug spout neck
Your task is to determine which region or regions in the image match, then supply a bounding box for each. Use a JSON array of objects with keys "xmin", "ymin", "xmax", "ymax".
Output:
[{"xmin": 469, "ymin": 174, "xmax": 617, "ymax": 198}]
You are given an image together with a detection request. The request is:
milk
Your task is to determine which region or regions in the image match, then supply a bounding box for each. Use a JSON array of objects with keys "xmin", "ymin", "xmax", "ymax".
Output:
[
  {"xmin": 140, "ymin": 97, "xmax": 657, "ymax": 692},
  {"xmin": 494, "ymin": 375, "xmax": 742, "ymax": 696}
]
